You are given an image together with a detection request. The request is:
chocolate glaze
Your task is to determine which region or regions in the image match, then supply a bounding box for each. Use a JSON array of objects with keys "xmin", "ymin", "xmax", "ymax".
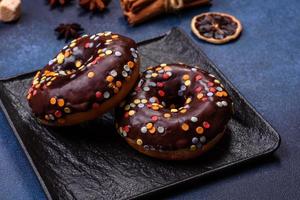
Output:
[
  {"xmin": 27, "ymin": 32, "xmax": 139, "ymax": 123},
  {"xmin": 116, "ymin": 63, "xmax": 233, "ymax": 152}
]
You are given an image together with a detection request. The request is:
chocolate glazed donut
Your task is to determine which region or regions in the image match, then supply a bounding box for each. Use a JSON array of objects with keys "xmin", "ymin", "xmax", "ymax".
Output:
[
  {"xmin": 27, "ymin": 32, "xmax": 140, "ymax": 126},
  {"xmin": 116, "ymin": 63, "xmax": 233, "ymax": 160}
]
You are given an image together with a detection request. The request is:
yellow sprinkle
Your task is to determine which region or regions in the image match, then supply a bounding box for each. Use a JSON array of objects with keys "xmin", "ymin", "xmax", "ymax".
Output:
[
  {"xmin": 184, "ymin": 80, "xmax": 191, "ymax": 86},
  {"xmin": 75, "ymin": 60, "xmax": 82, "ymax": 68},
  {"xmin": 180, "ymin": 108, "xmax": 187, "ymax": 114},
  {"xmin": 155, "ymin": 67, "xmax": 162, "ymax": 71},
  {"xmin": 214, "ymin": 79, "xmax": 220, "ymax": 84},
  {"xmin": 190, "ymin": 145, "xmax": 197, "ymax": 151},
  {"xmin": 111, "ymin": 35, "xmax": 119, "ymax": 39},
  {"xmin": 160, "ymin": 63, "xmax": 167, "ymax": 67},
  {"xmin": 57, "ymin": 53, "xmax": 65, "ymax": 64},
  {"xmin": 128, "ymin": 110, "xmax": 135, "ymax": 116},
  {"xmin": 136, "ymin": 139, "xmax": 143, "ymax": 146},
  {"xmin": 151, "ymin": 73, "xmax": 158, "ymax": 77},
  {"xmin": 105, "ymin": 50, "xmax": 113, "ymax": 55},
  {"xmin": 185, "ymin": 97, "xmax": 192, "ymax": 104},
  {"xmin": 164, "ymin": 113, "xmax": 171, "ymax": 118},
  {"xmin": 97, "ymin": 49, "xmax": 103, "ymax": 54},
  {"xmin": 57, "ymin": 99, "xmax": 65, "ymax": 107},
  {"xmin": 196, "ymin": 127, "xmax": 204, "ymax": 134},
  {"xmin": 181, "ymin": 123, "xmax": 189, "ymax": 131},
  {"xmin": 182, "ymin": 74, "xmax": 190, "ymax": 81},
  {"xmin": 134, "ymin": 99, "xmax": 141, "ymax": 104},
  {"xmin": 197, "ymin": 93, "xmax": 204, "ymax": 100},
  {"xmin": 50, "ymin": 97, "xmax": 56, "ymax": 105},
  {"xmin": 88, "ymin": 72, "xmax": 95, "ymax": 78},
  {"xmin": 46, "ymin": 82, "xmax": 52, "ymax": 86},
  {"xmin": 70, "ymin": 42, "xmax": 76, "ymax": 48},
  {"xmin": 171, "ymin": 109, "xmax": 178, "ymax": 113},
  {"xmin": 152, "ymin": 105, "xmax": 159, "ymax": 111},
  {"xmin": 64, "ymin": 107, "xmax": 71, "ymax": 113},
  {"xmin": 99, "ymin": 53, "xmax": 105, "ymax": 57},
  {"xmin": 146, "ymin": 123, "xmax": 153, "ymax": 129},
  {"xmin": 141, "ymin": 99, "xmax": 148, "ymax": 104}
]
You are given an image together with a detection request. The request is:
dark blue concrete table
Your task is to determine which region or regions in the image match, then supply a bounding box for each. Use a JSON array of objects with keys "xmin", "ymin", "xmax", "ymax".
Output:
[{"xmin": 0, "ymin": 0, "xmax": 299, "ymax": 199}]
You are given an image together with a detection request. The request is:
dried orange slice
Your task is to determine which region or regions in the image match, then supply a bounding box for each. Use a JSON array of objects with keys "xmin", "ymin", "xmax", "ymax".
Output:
[{"xmin": 191, "ymin": 12, "xmax": 242, "ymax": 44}]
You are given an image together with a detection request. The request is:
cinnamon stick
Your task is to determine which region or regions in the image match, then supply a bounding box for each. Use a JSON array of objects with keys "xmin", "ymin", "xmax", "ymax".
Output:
[{"xmin": 120, "ymin": 0, "xmax": 212, "ymax": 25}]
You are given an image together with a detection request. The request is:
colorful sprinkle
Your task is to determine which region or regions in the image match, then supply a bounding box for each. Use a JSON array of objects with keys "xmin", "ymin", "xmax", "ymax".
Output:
[{"xmin": 181, "ymin": 123, "xmax": 189, "ymax": 131}]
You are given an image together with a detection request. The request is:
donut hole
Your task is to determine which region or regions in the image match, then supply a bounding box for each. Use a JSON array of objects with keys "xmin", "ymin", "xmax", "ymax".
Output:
[{"xmin": 163, "ymin": 95, "xmax": 186, "ymax": 110}]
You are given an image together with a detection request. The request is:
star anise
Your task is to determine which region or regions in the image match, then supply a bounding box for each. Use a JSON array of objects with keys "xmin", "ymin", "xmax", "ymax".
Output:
[
  {"xmin": 55, "ymin": 23, "xmax": 84, "ymax": 42},
  {"xmin": 48, "ymin": 0, "xmax": 70, "ymax": 7},
  {"xmin": 79, "ymin": 0, "xmax": 108, "ymax": 12}
]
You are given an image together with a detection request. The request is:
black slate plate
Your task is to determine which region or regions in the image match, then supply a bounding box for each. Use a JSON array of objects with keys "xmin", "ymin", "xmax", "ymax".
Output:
[{"xmin": 0, "ymin": 28, "xmax": 280, "ymax": 200}]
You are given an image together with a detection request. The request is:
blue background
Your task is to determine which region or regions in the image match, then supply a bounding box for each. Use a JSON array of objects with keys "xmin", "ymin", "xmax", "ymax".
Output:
[{"xmin": 0, "ymin": 0, "xmax": 299, "ymax": 199}]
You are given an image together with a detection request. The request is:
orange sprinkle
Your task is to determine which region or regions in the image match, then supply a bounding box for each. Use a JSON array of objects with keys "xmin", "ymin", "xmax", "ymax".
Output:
[
  {"xmin": 27, "ymin": 94, "xmax": 32, "ymax": 100},
  {"xmin": 116, "ymin": 81, "xmax": 122, "ymax": 88},
  {"xmin": 111, "ymin": 35, "xmax": 119, "ymax": 39},
  {"xmin": 149, "ymin": 127, "xmax": 156, "ymax": 134},
  {"xmin": 216, "ymin": 92, "xmax": 223, "ymax": 97},
  {"xmin": 182, "ymin": 74, "xmax": 190, "ymax": 81},
  {"xmin": 57, "ymin": 99, "xmax": 65, "ymax": 107},
  {"xmin": 64, "ymin": 50, "xmax": 71, "ymax": 58},
  {"xmin": 146, "ymin": 123, "xmax": 153, "ymax": 129},
  {"xmin": 128, "ymin": 61, "xmax": 134, "ymax": 68},
  {"xmin": 58, "ymin": 118, "xmax": 66, "ymax": 124},
  {"xmin": 50, "ymin": 97, "xmax": 56, "ymax": 105},
  {"xmin": 181, "ymin": 123, "xmax": 189, "ymax": 131},
  {"xmin": 164, "ymin": 66, "xmax": 172, "ymax": 71},
  {"xmin": 88, "ymin": 71, "xmax": 95, "ymax": 78},
  {"xmin": 196, "ymin": 127, "xmax": 204, "ymax": 134},
  {"xmin": 106, "ymin": 75, "xmax": 114, "ymax": 82},
  {"xmin": 114, "ymin": 88, "xmax": 119, "ymax": 93},
  {"xmin": 222, "ymin": 91, "xmax": 228, "ymax": 97}
]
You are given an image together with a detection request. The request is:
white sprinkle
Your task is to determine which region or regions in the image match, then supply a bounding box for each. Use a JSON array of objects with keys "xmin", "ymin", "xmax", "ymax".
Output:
[
  {"xmin": 191, "ymin": 68, "xmax": 197, "ymax": 72},
  {"xmin": 216, "ymin": 102, "xmax": 223, "ymax": 107},
  {"xmin": 192, "ymin": 137, "xmax": 199, "ymax": 144},
  {"xmin": 207, "ymin": 92, "xmax": 214, "ymax": 97},
  {"xmin": 149, "ymin": 97, "xmax": 156, "ymax": 103},
  {"xmin": 130, "ymin": 103, "xmax": 136, "ymax": 108},
  {"xmin": 90, "ymin": 34, "xmax": 96, "ymax": 39},
  {"xmin": 110, "ymin": 70, "xmax": 118, "ymax": 77},
  {"xmin": 104, "ymin": 91, "xmax": 110, "ymax": 99},
  {"xmin": 216, "ymin": 86, "xmax": 223, "ymax": 91},
  {"xmin": 122, "ymin": 71, "xmax": 128, "ymax": 77},
  {"xmin": 138, "ymin": 103, "xmax": 144, "ymax": 108},
  {"xmin": 180, "ymin": 85, "xmax": 186, "ymax": 91},
  {"xmin": 145, "ymin": 74, "xmax": 152, "ymax": 79},
  {"xmin": 143, "ymin": 86, "xmax": 150, "ymax": 91},
  {"xmin": 157, "ymin": 127, "xmax": 165, "ymax": 134},
  {"xmin": 222, "ymin": 101, "xmax": 228, "ymax": 106},
  {"xmin": 141, "ymin": 127, "xmax": 147, "ymax": 133},
  {"xmin": 130, "ymin": 48, "xmax": 135, "ymax": 52},
  {"xmin": 166, "ymin": 71, "xmax": 172, "ymax": 76},
  {"xmin": 115, "ymin": 51, "xmax": 122, "ymax": 57},
  {"xmin": 200, "ymin": 136, "xmax": 206, "ymax": 143},
  {"xmin": 132, "ymin": 52, "xmax": 138, "ymax": 58},
  {"xmin": 48, "ymin": 59, "xmax": 56, "ymax": 65},
  {"xmin": 191, "ymin": 117, "xmax": 198, "ymax": 122},
  {"xmin": 124, "ymin": 65, "xmax": 130, "ymax": 71},
  {"xmin": 89, "ymin": 43, "xmax": 94, "ymax": 48}
]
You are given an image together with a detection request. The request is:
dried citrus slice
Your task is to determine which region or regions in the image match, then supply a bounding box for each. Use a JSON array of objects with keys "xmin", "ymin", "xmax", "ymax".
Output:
[{"xmin": 191, "ymin": 12, "xmax": 242, "ymax": 44}]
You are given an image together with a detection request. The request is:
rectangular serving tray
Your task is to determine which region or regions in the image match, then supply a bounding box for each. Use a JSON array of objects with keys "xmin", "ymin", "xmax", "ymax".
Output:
[{"xmin": 0, "ymin": 28, "xmax": 280, "ymax": 200}]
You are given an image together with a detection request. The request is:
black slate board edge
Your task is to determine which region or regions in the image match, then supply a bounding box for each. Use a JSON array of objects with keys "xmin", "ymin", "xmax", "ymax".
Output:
[{"xmin": 0, "ymin": 28, "xmax": 281, "ymax": 200}]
